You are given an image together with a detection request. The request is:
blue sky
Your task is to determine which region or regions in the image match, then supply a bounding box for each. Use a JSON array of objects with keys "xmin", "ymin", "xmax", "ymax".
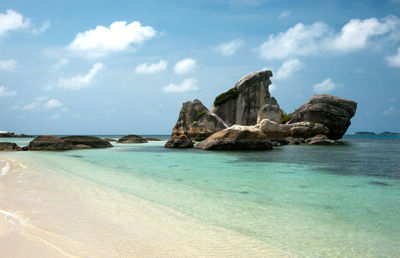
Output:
[{"xmin": 0, "ymin": 0, "xmax": 399, "ymax": 135}]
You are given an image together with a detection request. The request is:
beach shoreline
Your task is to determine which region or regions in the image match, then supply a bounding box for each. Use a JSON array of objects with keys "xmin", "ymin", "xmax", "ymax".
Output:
[{"xmin": 0, "ymin": 155, "xmax": 287, "ymax": 257}]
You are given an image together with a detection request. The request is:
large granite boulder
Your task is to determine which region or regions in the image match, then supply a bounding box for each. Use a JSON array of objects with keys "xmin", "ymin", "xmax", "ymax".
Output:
[
  {"xmin": 0, "ymin": 142, "xmax": 22, "ymax": 151},
  {"xmin": 259, "ymin": 119, "xmax": 284, "ymax": 138},
  {"xmin": 171, "ymin": 99, "xmax": 227, "ymax": 141},
  {"xmin": 117, "ymin": 135, "xmax": 148, "ymax": 143},
  {"xmin": 211, "ymin": 70, "xmax": 276, "ymax": 126},
  {"xmin": 61, "ymin": 136, "xmax": 113, "ymax": 148},
  {"xmin": 195, "ymin": 125, "xmax": 273, "ymax": 150},
  {"xmin": 281, "ymin": 122, "xmax": 330, "ymax": 138},
  {"xmin": 104, "ymin": 138, "xmax": 116, "ymax": 142},
  {"xmin": 27, "ymin": 135, "xmax": 74, "ymax": 151},
  {"xmin": 164, "ymin": 134, "xmax": 194, "ymax": 148},
  {"xmin": 289, "ymin": 95, "xmax": 357, "ymax": 140},
  {"xmin": 257, "ymin": 98, "xmax": 282, "ymax": 124}
]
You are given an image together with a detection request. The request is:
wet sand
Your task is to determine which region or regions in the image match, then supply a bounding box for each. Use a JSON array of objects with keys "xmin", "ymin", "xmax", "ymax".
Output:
[{"xmin": 0, "ymin": 156, "xmax": 286, "ymax": 257}]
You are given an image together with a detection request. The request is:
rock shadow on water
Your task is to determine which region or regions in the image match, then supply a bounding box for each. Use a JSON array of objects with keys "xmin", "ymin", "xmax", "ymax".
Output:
[
  {"xmin": 369, "ymin": 181, "xmax": 391, "ymax": 187},
  {"xmin": 68, "ymin": 155, "xmax": 84, "ymax": 158}
]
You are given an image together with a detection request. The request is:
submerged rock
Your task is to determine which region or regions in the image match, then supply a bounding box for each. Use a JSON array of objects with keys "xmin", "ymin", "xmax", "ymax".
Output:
[
  {"xmin": 117, "ymin": 135, "xmax": 148, "ymax": 143},
  {"xmin": 27, "ymin": 135, "xmax": 74, "ymax": 151},
  {"xmin": 195, "ymin": 125, "xmax": 273, "ymax": 150},
  {"xmin": 61, "ymin": 136, "xmax": 113, "ymax": 148},
  {"xmin": 305, "ymin": 134, "xmax": 336, "ymax": 145},
  {"xmin": 0, "ymin": 142, "xmax": 22, "ymax": 151},
  {"xmin": 171, "ymin": 99, "xmax": 227, "ymax": 141},
  {"xmin": 212, "ymin": 70, "xmax": 276, "ymax": 126},
  {"xmin": 289, "ymin": 94, "xmax": 357, "ymax": 140},
  {"xmin": 164, "ymin": 135, "xmax": 194, "ymax": 148}
]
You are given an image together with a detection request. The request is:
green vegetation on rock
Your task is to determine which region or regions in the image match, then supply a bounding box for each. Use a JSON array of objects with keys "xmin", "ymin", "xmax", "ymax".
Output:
[
  {"xmin": 213, "ymin": 88, "xmax": 239, "ymax": 106},
  {"xmin": 280, "ymin": 110, "xmax": 291, "ymax": 124},
  {"xmin": 197, "ymin": 110, "xmax": 207, "ymax": 120}
]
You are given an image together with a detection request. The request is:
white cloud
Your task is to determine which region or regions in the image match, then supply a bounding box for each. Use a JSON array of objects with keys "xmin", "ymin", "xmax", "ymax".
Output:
[
  {"xmin": 0, "ymin": 10, "xmax": 30, "ymax": 36},
  {"xmin": 54, "ymin": 58, "xmax": 69, "ymax": 70},
  {"xmin": 68, "ymin": 21, "xmax": 156, "ymax": 58},
  {"xmin": 174, "ymin": 58, "xmax": 196, "ymax": 74},
  {"xmin": 71, "ymin": 113, "xmax": 81, "ymax": 118},
  {"xmin": 11, "ymin": 96, "xmax": 48, "ymax": 111},
  {"xmin": 258, "ymin": 22, "xmax": 332, "ymax": 60},
  {"xmin": 313, "ymin": 78, "xmax": 337, "ymax": 93},
  {"xmin": 258, "ymin": 15, "xmax": 400, "ymax": 60},
  {"xmin": 386, "ymin": 47, "xmax": 400, "ymax": 67},
  {"xmin": 32, "ymin": 20, "xmax": 50, "ymax": 35},
  {"xmin": 278, "ymin": 11, "xmax": 291, "ymax": 20},
  {"xmin": 275, "ymin": 58, "xmax": 303, "ymax": 80},
  {"xmin": 0, "ymin": 59, "xmax": 17, "ymax": 71},
  {"xmin": 163, "ymin": 78, "xmax": 199, "ymax": 93},
  {"xmin": 0, "ymin": 85, "xmax": 16, "ymax": 97},
  {"xmin": 44, "ymin": 99, "xmax": 62, "ymax": 109},
  {"xmin": 214, "ymin": 39, "xmax": 243, "ymax": 56},
  {"xmin": 58, "ymin": 63, "xmax": 104, "ymax": 90},
  {"xmin": 332, "ymin": 16, "xmax": 400, "ymax": 51},
  {"xmin": 135, "ymin": 60, "xmax": 167, "ymax": 74}
]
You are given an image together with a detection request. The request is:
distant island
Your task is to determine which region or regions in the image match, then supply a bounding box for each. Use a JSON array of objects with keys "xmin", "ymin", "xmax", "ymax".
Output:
[{"xmin": 353, "ymin": 131, "xmax": 400, "ymax": 136}]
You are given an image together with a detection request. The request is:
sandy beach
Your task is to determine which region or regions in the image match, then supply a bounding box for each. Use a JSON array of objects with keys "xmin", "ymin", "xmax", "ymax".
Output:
[{"xmin": 0, "ymin": 156, "xmax": 287, "ymax": 257}]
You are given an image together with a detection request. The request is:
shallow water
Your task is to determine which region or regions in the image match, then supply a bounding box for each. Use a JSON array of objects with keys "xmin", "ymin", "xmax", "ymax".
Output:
[{"xmin": 1, "ymin": 135, "xmax": 400, "ymax": 256}]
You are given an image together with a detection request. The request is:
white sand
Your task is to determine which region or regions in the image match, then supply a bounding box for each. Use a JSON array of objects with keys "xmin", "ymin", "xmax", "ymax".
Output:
[{"xmin": 0, "ymin": 156, "xmax": 288, "ymax": 257}]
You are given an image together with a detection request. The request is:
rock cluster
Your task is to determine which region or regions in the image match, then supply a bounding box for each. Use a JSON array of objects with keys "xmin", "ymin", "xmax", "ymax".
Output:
[
  {"xmin": 27, "ymin": 135, "xmax": 112, "ymax": 151},
  {"xmin": 0, "ymin": 132, "xmax": 33, "ymax": 138},
  {"xmin": 166, "ymin": 69, "xmax": 357, "ymax": 150},
  {"xmin": 0, "ymin": 142, "xmax": 22, "ymax": 151}
]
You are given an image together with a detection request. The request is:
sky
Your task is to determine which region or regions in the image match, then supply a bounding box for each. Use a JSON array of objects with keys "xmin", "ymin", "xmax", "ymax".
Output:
[{"xmin": 0, "ymin": 0, "xmax": 399, "ymax": 135}]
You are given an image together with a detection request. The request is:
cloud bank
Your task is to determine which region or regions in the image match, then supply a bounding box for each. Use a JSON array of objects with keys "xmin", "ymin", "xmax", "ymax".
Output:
[{"xmin": 258, "ymin": 15, "xmax": 400, "ymax": 60}]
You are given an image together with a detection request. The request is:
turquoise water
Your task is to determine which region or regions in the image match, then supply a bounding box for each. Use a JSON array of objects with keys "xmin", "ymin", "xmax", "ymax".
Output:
[{"xmin": 2, "ymin": 135, "xmax": 400, "ymax": 256}]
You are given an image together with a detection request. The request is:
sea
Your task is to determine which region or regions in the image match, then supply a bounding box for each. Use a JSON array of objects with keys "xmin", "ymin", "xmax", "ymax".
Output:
[{"xmin": 0, "ymin": 135, "xmax": 399, "ymax": 257}]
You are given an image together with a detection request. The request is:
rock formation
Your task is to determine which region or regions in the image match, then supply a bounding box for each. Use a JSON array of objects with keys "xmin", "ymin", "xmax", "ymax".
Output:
[
  {"xmin": 27, "ymin": 135, "xmax": 74, "ymax": 151},
  {"xmin": 0, "ymin": 142, "xmax": 22, "ymax": 151},
  {"xmin": 165, "ymin": 70, "xmax": 357, "ymax": 150},
  {"xmin": 104, "ymin": 138, "xmax": 117, "ymax": 142},
  {"xmin": 164, "ymin": 134, "xmax": 194, "ymax": 148},
  {"xmin": 61, "ymin": 136, "xmax": 113, "ymax": 148},
  {"xmin": 170, "ymin": 99, "xmax": 227, "ymax": 141},
  {"xmin": 288, "ymin": 95, "xmax": 357, "ymax": 140},
  {"xmin": 195, "ymin": 125, "xmax": 273, "ymax": 150},
  {"xmin": 117, "ymin": 135, "xmax": 148, "ymax": 143},
  {"xmin": 27, "ymin": 135, "xmax": 112, "ymax": 151},
  {"xmin": 211, "ymin": 70, "xmax": 278, "ymax": 126}
]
